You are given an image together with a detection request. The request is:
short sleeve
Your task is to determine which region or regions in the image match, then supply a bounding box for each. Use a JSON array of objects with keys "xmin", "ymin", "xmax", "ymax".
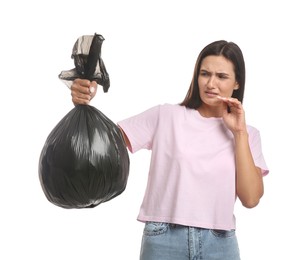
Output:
[
  {"xmin": 117, "ymin": 105, "xmax": 160, "ymax": 153},
  {"xmin": 248, "ymin": 126, "xmax": 269, "ymax": 176}
]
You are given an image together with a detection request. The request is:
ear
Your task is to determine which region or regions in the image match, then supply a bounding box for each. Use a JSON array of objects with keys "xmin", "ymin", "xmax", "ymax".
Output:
[{"xmin": 234, "ymin": 82, "xmax": 239, "ymax": 90}]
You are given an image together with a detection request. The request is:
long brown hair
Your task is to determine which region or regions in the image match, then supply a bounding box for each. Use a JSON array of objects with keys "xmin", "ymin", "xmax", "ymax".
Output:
[{"xmin": 180, "ymin": 40, "xmax": 246, "ymax": 108}]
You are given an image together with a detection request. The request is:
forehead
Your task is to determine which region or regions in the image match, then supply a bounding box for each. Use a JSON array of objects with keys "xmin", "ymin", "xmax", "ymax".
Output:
[{"xmin": 200, "ymin": 55, "xmax": 235, "ymax": 73}]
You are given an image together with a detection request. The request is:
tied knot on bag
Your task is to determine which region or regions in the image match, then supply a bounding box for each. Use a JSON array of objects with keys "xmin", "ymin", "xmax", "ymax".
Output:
[{"xmin": 59, "ymin": 33, "xmax": 110, "ymax": 92}]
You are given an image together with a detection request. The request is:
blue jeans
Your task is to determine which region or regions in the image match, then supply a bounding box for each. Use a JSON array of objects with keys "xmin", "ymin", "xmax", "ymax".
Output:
[{"xmin": 140, "ymin": 222, "xmax": 240, "ymax": 260}]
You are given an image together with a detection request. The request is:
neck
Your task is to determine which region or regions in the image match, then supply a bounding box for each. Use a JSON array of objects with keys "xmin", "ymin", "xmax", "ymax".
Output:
[{"xmin": 197, "ymin": 106, "xmax": 222, "ymax": 118}]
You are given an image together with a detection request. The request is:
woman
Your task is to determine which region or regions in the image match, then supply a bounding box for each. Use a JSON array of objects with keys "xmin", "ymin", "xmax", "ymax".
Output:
[{"xmin": 70, "ymin": 40, "xmax": 269, "ymax": 260}]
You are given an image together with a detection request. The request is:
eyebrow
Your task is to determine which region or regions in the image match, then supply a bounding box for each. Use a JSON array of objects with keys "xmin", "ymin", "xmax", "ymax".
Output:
[{"xmin": 200, "ymin": 69, "xmax": 230, "ymax": 76}]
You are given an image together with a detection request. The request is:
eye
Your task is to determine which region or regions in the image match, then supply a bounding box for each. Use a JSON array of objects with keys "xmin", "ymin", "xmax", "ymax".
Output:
[
  {"xmin": 217, "ymin": 73, "xmax": 229, "ymax": 79},
  {"xmin": 199, "ymin": 70, "xmax": 209, "ymax": 77}
]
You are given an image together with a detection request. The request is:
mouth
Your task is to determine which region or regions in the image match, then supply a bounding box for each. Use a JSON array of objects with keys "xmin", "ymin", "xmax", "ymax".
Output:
[{"xmin": 205, "ymin": 91, "xmax": 219, "ymax": 98}]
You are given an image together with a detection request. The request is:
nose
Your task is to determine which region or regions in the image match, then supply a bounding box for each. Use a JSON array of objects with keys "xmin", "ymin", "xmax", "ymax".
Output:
[{"xmin": 207, "ymin": 75, "xmax": 216, "ymax": 88}]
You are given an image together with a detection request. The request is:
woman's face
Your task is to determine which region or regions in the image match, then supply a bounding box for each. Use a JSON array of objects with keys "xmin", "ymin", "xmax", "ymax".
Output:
[{"xmin": 198, "ymin": 55, "xmax": 239, "ymax": 116}]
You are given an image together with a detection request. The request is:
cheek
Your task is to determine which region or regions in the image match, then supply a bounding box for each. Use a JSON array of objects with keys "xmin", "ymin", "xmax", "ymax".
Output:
[
  {"xmin": 198, "ymin": 84, "xmax": 205, "ymax": 99},
  {"xmin": 219, "ymin": 84, "xmax": 236, "ymax": 97},
  {"xmin": 220, "ymin": 89, "xmax": 233, "ymax": 98},
  {"xmin": 198, "ymin": 76, "xmax": 207, "ymax": 86}
]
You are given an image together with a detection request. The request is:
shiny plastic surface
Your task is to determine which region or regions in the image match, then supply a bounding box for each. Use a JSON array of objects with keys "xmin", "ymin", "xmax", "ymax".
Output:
[{"xmin": 38, "ymin": 105, "xmax": 130, "ymax": 208}]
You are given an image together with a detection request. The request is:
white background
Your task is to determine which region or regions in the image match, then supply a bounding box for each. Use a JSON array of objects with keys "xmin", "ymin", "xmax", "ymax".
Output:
[{"xmin": 1, "ymin": 0, "xmax": 304, "ymax": 259}]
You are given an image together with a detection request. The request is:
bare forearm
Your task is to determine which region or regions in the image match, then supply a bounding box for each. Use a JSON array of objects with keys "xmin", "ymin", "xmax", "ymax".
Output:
[{"xmin": 234, "ymin": 132, "xmax": 264, "ymax": 208}]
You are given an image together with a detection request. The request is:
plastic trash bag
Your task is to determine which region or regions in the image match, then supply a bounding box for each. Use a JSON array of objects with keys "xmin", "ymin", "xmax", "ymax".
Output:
[
  {"xmin": 39, "ymin": 105, "xmax": 130, "ymax": 209},
  {"xmin": 38, "ymin": 33, "xmax": 129, "ymax": 209}
]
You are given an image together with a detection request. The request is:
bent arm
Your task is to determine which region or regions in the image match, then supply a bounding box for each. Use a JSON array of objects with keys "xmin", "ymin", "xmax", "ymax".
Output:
[{"xmin": 235, "ymin": 132, "xmax": 264, "ymax": 208}]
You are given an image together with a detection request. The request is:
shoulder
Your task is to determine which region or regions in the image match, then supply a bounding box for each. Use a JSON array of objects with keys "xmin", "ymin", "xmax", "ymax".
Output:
[
  {"xmin": 158, "ymin": 103, "xmax": 188, "ymax": 113},
  {"xmin": 155, "ymin": 103, "xmax": 190, "ymax": 120},
  {"xmin": 127, "ymin": 103, "xmax": 190, "ymax": 123}
]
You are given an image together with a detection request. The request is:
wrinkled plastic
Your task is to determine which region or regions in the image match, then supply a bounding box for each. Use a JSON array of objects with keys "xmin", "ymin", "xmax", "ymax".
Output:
[
  {"xmin": 39, "ymin": 105, "xmax": 129, "ymax": 208},
  {"xmin": 59, "ymin": 33, "xmax": 110, "ymax": 92},
  {"xmin": 38, "ymin": 33, "xmax": 129, "ymax": 209}
]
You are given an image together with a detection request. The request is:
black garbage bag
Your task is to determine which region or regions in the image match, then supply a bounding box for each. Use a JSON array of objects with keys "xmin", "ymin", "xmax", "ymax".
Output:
[
  {"xmin": 39, "ymin": 105, "xmax": 129, "ymax": 208},
  {"xmin": 38, "ymin": 33, "xmax": 129, "ymax": 209}
]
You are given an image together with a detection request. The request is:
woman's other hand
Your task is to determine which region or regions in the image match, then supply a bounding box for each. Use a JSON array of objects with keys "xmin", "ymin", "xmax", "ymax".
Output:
[{"xmin": 218, "ymin": 96, "xmax": 247, "ymax": 136}]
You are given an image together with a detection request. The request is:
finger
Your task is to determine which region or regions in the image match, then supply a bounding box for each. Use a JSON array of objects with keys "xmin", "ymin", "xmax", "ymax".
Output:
[
  {"xmin": 71, "ymin": 79, "xmax": 97, "ymax": 105},
  {"xmin": 228, "ymin": 100, "xmax": 242, "ymax": 110},
  {"xmin": 89, "ymin": 83, "xmax": 97, "ymax": 95},
  {"xmin": 72, "ymin": 79, "xmax": 92, "ymax": 94},
  {"xmin": 89, "ymin": 81, "xmax": 98, "ymax": 100},
  {"xmin": 218, "ymin": 97, "xmax": 241, "ymax": 107},
  {"xmin": 72, "ymin": 95, "xmax": 90, "ymax": 105},
  {"xmin": 74, "ymin": 78, "xmax": 91, "ymax": 87},
  {"xmin": 89, "ymin": 81, "xmax": 98, "ymax": 92},
  {"xmin": 89, "ymin": 86, "xmax": 95, "ymax": 94},
  {"xmin": 71, "ymin": 89, "xmax": 91, "ymax": 102},
  {"xmin": 75, "ymin": 85, "xmax": 92, "ymax": 95}
]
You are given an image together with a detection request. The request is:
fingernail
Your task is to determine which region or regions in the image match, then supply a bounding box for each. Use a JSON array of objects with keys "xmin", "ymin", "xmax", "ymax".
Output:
[
  {"xmin": 89, "ymin": 86, "xmax": 95, "ymax": 93},
  {"xmin": 217, "ymin": 96, "xmax": 226, "ymax": 100}
]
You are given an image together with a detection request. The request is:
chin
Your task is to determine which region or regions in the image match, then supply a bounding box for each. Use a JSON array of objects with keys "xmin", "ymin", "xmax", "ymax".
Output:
[{"xmin": 202, "ymin": 98, "xmax": 220, "ymax": 107}]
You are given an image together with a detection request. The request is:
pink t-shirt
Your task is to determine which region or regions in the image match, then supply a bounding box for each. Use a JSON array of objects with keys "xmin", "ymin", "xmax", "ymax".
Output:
[{"xmin": 118, "ymin": 104, "xmax": 269, "ymax": 230}]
